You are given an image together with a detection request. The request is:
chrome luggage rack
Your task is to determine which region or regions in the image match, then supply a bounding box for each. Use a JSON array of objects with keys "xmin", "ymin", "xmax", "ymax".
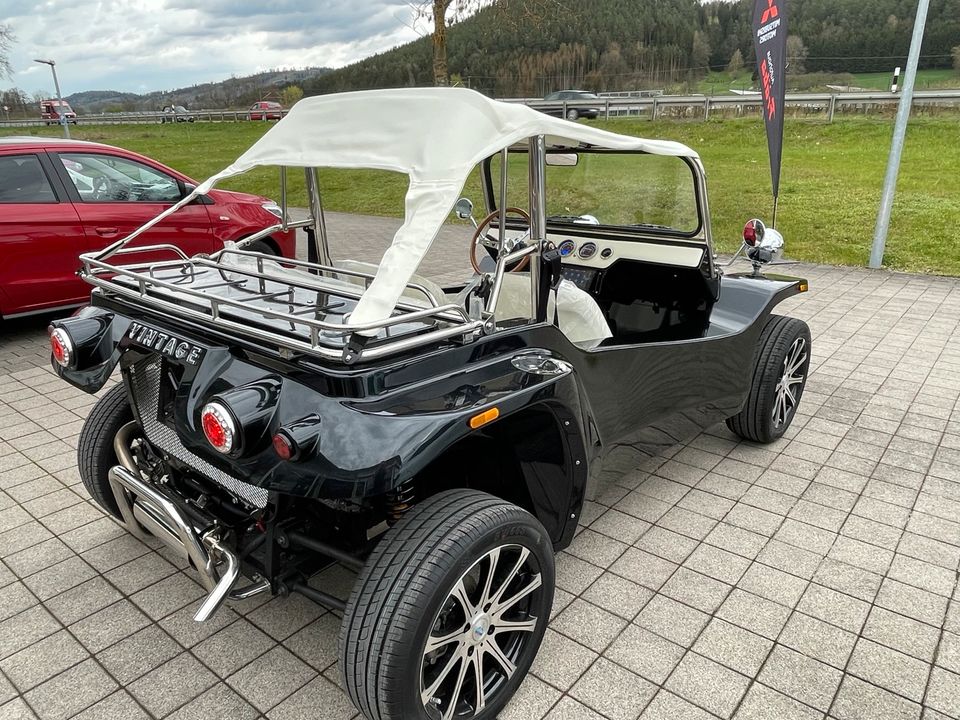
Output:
[{"xmin": 79, "ymin": 243, "xmax": 486, "ymax": 364}]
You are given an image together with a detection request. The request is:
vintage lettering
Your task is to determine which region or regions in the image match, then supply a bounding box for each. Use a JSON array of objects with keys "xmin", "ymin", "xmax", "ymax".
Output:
[{"xmin": 125, "ymin": 323, "xmax": 204, "ymax": 366}]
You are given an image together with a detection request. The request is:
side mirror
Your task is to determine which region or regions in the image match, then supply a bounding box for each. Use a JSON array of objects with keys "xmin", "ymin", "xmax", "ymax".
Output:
[
  {"xmin": 546, "ymin": 153, "xmax": 579, "ymax": 167},
  {"xmin": 743, "ymin": 218, "xmax": 784, "ymax": 268},
  {"xmin": 454, "ymin": 197, "xmax": 474, "ymax": 221}
]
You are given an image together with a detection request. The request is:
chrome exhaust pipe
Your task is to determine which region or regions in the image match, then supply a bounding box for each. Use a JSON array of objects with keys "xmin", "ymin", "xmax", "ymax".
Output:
[{"xmin": 108, "ymin": 423, "xmax": 270, "ymax": 621}]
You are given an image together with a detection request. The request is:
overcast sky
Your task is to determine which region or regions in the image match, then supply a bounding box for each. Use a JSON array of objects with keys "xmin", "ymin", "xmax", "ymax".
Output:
[{"xmin": 1, "ymin": 0, "xmax": 426, "ymax": 95}]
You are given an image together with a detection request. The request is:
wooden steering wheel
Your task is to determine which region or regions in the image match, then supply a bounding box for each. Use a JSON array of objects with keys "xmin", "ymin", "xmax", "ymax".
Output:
[{"xmin": 469, "ymin": 208, "xmax": 531, "ymax": 274}]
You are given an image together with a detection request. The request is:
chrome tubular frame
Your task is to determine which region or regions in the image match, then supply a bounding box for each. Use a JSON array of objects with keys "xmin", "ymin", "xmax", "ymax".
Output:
[
  {"xmin": 528, "ymin": 135, "xmax": 547, "ymax": 320},
  {"xmin": 80, "ymin": 247, "xmax": 484, "ymax": 363}
]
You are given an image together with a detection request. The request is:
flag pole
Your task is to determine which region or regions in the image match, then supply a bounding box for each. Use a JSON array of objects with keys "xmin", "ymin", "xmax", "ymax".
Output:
[{"xmin": 868, "ymin": 0, "xmax": 930, "ymax": 269}]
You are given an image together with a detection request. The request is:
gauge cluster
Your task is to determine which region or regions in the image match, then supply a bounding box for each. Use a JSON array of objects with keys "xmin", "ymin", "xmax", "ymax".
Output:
[{"xmin": 556, "ymin": 239, "xmax": 612, "ymax": 263}]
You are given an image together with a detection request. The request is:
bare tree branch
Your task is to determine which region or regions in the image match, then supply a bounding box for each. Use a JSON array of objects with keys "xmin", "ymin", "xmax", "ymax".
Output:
[{"xmin": 0, "ymin": 24, "xmax": 15, "ymax": 81}]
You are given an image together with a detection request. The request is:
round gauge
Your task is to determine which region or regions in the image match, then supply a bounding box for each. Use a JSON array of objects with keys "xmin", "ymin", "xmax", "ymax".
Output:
[
  {"xmin": 558, "ymin": 240, "xmax": 576, "ymax": 257},
  {"xmin": 600, "ymin": 248, "xmax": 613, "ymax": 259},
  {"xmin": 578, "ymin": 242, "xmax": 598, "ymax": 260}
]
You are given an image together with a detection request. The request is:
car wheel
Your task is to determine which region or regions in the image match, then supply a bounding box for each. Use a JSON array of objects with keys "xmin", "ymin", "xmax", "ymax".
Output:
[
  {"xmin": 340, "ymin": 489, "xmax": 555, "ymax": 720},
  {"xmin": 566, "ymin": 108, "xmax": 580, "ymax": 121},
  {"xmin": 78, "ymin": 383, "xmax": 134, "ymax": 520},
  {"xmin": 727, "ymin": 315, "xmax": 811, "ymax": 443}
]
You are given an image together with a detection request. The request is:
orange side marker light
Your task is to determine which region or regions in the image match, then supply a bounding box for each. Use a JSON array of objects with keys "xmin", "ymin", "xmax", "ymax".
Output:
[{"xmin": 469, "ymin": 407, "xmax": 500, "ymax": 429}]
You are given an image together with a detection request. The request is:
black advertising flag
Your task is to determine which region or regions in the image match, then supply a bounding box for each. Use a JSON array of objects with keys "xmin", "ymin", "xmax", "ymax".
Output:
[{"xmin": 753, "ymin": 0, "xmax": 788, "ymax": 203}]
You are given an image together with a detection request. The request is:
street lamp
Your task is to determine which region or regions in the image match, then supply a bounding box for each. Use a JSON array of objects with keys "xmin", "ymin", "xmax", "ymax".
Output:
[{"xmin": 33, "ymin": 58, "xmax": 70, "ymax": 139}]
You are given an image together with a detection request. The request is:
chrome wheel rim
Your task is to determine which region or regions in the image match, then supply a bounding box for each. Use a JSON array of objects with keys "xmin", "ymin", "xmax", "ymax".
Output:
[
  {"xmin": 773, "ymin": 337, "xmax": 807, "ymax": 429},
  {"xmin": 421, "ymin": 544, "xmax": 543, "ymax": 720}
]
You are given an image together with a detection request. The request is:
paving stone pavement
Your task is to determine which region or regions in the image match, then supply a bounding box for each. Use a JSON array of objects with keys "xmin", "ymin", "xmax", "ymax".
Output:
[{"xmin": 2, "ymin": 217, "xmax": 960, "ymax": 719}]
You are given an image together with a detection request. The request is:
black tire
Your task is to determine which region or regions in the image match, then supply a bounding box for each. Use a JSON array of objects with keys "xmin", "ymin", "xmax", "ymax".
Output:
[
  {"xmin": 727, "ymin": 314, "xmax": 811, "ymax": 443},
  {"xmin": 78, "ymin": 383, "xmax": 134, "ymax": 519},
  {"xmin": 340, "ymin": 489, "xmax": 555, "ymax": 720},
  {"xmin": 565, "ymin": 108, "xmax": 580, "ymax": 121},
  {"xmin": 241, "ymin": 239, "xmax": 276, "ymax": 256}
]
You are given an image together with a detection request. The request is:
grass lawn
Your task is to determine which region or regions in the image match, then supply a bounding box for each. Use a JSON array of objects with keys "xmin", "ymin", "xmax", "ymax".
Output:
[
  {"xmin": 4, "ymin": 115, "xmax": 959, "ymax": 275},
  {"xmin": 851, "ymin": 69, "xmax": 960, "ymax": 90}
]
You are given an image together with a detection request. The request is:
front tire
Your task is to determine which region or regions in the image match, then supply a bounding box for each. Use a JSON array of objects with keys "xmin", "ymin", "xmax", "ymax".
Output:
[
  {"xmin": 340, "ymin": 489, "xmax": 555, "ymax": 720},
  {"xmin": 727, "ymin": 315, "xmax": 811, "ymax": 443},
  {"xmin": 565, "ymin": 108, "xmax": 580, "ymax": 121},
  {"xmin": 78, "ymin": 383, "xmax": 134, "ymax": 519}
]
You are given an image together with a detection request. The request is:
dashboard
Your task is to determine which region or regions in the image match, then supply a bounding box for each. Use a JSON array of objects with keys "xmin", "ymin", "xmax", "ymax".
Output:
[
  {"xmin": 553, "ymin": 234, "xmax": 706, "ymax": 292},
  {"xmin": 552, "ymin": 235, "xmax": 705, "ymax": 271}
]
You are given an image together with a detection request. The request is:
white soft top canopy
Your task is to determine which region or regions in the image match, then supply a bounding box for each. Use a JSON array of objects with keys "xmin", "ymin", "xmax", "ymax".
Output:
[{"xmin": 189, "ymin": 87, "xmax": 699, "ymax": 327}]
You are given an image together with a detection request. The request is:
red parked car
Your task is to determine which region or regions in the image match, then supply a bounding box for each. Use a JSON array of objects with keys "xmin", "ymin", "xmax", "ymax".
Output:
[
  {"xmin": 249, "ymin": 101, "xmax": 283, "ymax": 121},
  {"xmin": 0, "ymin": 137, "xmax": 296, "ymax": 319}
]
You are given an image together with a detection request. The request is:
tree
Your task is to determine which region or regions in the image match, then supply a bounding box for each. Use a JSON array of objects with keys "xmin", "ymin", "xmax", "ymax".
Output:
[
  {"xmin": 413, "ymin": 0, "xmax": 570, "ymax": 86},
  {"xmin": 727, "ymin": 48, "xmax": 744, "ymax": 74},
  {"xmin": 1, "ymin": 24, "xmax": 14, "ymax": 80},
  {"xmin": 280, "ymin": 85, "xmax": 303, "ymax": 107},
  {"xmin": 786, "ymin": 35, "xmax": 809, "ymax": 75},
  {"xmin": 953, "ymin": 45, "xmax": 960, "ymax": 73},
  {"xmin": 691, "ymin": 30, "xmax": 711, "ymax": 73}
]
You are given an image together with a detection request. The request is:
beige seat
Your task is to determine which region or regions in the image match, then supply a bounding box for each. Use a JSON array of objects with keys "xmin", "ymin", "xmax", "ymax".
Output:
[{"xmin": 495, "ymin": 274, "xmax": 612, "ymax": 345}]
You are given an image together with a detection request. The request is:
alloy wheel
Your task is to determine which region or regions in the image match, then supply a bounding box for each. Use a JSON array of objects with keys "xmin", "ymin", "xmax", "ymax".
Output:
[
  {"xmin": 772, "ymin": 336, "xmax": 807, "ymax": 429},
  {"xmin": 421, "ymin": 544, "xmax": 543, "ymax": 720}
]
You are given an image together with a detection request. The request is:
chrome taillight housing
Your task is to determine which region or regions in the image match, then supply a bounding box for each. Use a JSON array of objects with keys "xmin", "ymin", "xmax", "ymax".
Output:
[
  {"xmin": 49, "ymin": 327, "xmax": 74, "ymax": 368},
  {"xmin": 200, "ymin": 402, "xmax": 238, "ymax": 454}
]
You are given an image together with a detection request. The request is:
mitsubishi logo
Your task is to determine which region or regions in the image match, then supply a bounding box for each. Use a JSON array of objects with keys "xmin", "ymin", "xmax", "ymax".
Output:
[{"xmin": 760, "ymin": 0, "xmax": 779, "ymax": 24}]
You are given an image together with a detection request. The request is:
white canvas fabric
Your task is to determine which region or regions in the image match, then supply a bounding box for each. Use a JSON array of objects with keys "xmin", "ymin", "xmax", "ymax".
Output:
[{"xmin": 162, "ymin": 88, "xmax": 699, "ymax": 329}]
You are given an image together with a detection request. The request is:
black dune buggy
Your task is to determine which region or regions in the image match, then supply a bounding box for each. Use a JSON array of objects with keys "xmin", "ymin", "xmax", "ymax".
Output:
[{"xmin": 50, "ymin": 90, "xmax": 810, "ymax": 720}]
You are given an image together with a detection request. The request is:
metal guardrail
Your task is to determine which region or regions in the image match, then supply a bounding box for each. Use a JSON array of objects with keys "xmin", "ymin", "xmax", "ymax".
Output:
[
  {"xmin": 508, "ymin": 89, "xmax": 960, "ymax": 122},
  {"xmin": 1, "ymin": 90, "xmax": 958, "ymax": 128},
  {"xmin": 0, "ymin": 108, "xmax": 292, "ymax": 128}
]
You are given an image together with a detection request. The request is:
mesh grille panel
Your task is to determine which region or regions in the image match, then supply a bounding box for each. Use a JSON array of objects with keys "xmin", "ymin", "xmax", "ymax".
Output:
[{"xmin": 128, "ymin": 359, "xmax": 268, "ymax": 509}]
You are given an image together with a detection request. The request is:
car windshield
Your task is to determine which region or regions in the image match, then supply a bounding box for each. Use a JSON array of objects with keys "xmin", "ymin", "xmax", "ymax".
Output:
[{"xmin": 489, "ymin": 149, "xmax": 700, "ymax": 236}]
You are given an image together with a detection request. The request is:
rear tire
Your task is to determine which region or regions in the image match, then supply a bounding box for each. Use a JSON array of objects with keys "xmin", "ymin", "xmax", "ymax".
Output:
[
  {"xmin": 566, "ymin": 108, "xmax": 580, "ymax": 121},
  {"xmin": 340, "ymin": 489, "xmax": 555, "ymax": 720},
  {"xmin": 78, "ymin": 383, "xmax": 134, "ymax": 519},
  {"xmin": 726, "ymin": 315, "xmax": 811, "ymax": 443}
]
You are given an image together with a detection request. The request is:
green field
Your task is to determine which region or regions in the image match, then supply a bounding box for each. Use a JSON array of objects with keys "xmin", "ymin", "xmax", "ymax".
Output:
[
  {"xmin": 697, "ymin": 68, "xmax": 960, "ymax": 95},
  {"xmin": 851, "ymin": 69, "xmax": 960, "ymax": 90},
  {"xmin": 4, "ymin": 116, "xmax": 959, "ymax": 275}
]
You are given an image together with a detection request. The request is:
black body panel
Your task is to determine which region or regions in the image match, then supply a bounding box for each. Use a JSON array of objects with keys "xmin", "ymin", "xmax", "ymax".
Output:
[{"xmin": 53, "ymin": 271, "xmax": 803, "ymax": 547}]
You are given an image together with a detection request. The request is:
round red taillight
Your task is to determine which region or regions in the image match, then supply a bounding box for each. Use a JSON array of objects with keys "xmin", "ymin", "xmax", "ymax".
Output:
[
  {"xmin": 49, "ymin": 327, "xmax": 73, "ymax": 368},
  {"xmin": 272, "ymin": 431, "xmax": 296, "ymax": 461},
  {"xmin": 201, "ymin": 402, "xmax": 236, "ymax": 454}
]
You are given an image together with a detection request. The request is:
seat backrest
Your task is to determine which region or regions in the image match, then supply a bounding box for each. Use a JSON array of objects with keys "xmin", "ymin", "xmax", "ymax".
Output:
[{"xmin": 496, "ymin": 274, "xmax": 612, "ymax": 345}]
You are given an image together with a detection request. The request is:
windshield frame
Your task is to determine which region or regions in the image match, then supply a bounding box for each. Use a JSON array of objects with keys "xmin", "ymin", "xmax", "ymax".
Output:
[{"xmin": 481, "ymin": 147, "xmax": 706, "ymax": 241}]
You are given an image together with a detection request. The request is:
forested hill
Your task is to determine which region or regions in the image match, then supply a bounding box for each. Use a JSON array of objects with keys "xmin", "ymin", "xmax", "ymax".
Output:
[{"xmin": 303, "ymin": 0, "xmax": 960, "ymax": 97}]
